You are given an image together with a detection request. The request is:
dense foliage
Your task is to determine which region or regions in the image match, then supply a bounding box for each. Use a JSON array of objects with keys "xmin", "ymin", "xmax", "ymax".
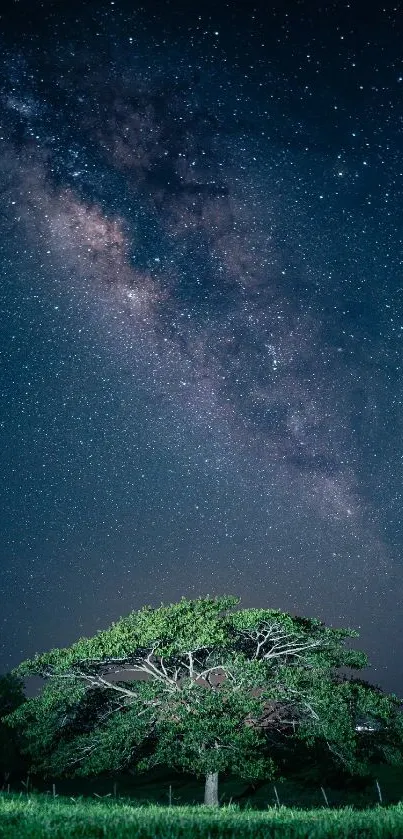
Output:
[
  {"xmin": 0, "ymin": 673, "xmax": 26, "ymax": 782},
  {"xmin": 3, "ymin": 596, "xmax": 403, "ymax": 804}
]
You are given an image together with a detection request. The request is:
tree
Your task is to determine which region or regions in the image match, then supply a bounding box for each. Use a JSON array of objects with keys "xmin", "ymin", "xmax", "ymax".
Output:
[
  {"xmin": 0, "ymin": 673, "xmax": 26, "ymax": 784},
  {"xmin": 4, "ymin": 596, "xmax": 403, "ymax": 806}
]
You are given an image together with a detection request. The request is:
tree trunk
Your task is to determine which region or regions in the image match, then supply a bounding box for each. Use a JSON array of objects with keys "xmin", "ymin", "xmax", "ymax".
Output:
[{"xmin": 204, "ymin": 771, "xmax": 219, "ymax": 806}]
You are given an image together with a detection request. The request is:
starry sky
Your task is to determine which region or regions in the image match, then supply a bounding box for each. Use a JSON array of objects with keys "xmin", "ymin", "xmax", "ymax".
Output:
[{"xmin": 0, "ymin": 0, "xmax": 402, "ymax": 695}]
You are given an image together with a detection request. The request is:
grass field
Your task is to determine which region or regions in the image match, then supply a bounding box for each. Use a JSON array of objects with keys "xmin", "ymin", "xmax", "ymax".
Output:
[{"xmin": 1, "ymin": 794, "xmax": 403, "ymax": 838}]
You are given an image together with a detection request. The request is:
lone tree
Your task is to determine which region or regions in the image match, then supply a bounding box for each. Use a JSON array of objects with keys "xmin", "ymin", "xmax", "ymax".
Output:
[{"xmin": 4, "ymin": 596, "xmax": 403, "ymax": 805}]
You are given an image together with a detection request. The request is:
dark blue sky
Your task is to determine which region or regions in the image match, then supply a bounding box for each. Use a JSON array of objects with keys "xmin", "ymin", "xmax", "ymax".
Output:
[{"xmin": 0, "ymin": 0, "xmax": 402, "ymax": 695}]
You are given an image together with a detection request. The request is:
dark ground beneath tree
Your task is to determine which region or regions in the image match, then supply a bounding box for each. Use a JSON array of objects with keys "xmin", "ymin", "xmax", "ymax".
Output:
[{"xmin": 5, "ymin": 764, "xmax": 403, "ymax": 809}]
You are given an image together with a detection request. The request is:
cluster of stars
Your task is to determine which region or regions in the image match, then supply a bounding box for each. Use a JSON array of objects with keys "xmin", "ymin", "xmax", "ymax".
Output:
[{"xmin": 0, "ymin": 0, "xmax": 402, "ymax": 693}]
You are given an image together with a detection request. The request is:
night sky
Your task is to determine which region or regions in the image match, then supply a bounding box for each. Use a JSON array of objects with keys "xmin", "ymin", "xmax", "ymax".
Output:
[{"xmin": 1, "ymin": 0, "xmax": 402, "ymax": 696}]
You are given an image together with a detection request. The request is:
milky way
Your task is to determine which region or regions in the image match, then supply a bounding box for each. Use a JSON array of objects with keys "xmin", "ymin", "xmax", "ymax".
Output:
[{"xmin": 0, "ymin": 1, "xmax": 402, "ymax": 693}]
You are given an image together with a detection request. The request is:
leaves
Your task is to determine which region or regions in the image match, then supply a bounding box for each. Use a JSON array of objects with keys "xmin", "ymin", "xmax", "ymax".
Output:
[
  {"xmin": 4, "ymin": 595, "xmax": 402, "ymax": 783},
  {"xmin": 15, "ymin": 596, "xmax": 240, "ymax": 677}
]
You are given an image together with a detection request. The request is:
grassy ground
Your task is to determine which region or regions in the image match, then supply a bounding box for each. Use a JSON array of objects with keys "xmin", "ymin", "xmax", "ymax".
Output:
[{"xmin": 1, "ymin": 794, "xmax": 403, "ymax": 838}]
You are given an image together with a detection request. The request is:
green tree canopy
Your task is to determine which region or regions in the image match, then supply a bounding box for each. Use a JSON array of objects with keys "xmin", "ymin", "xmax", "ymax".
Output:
[{"xmin": 4, "ymin": 596, "xmax": 403, "ymax": 805}]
